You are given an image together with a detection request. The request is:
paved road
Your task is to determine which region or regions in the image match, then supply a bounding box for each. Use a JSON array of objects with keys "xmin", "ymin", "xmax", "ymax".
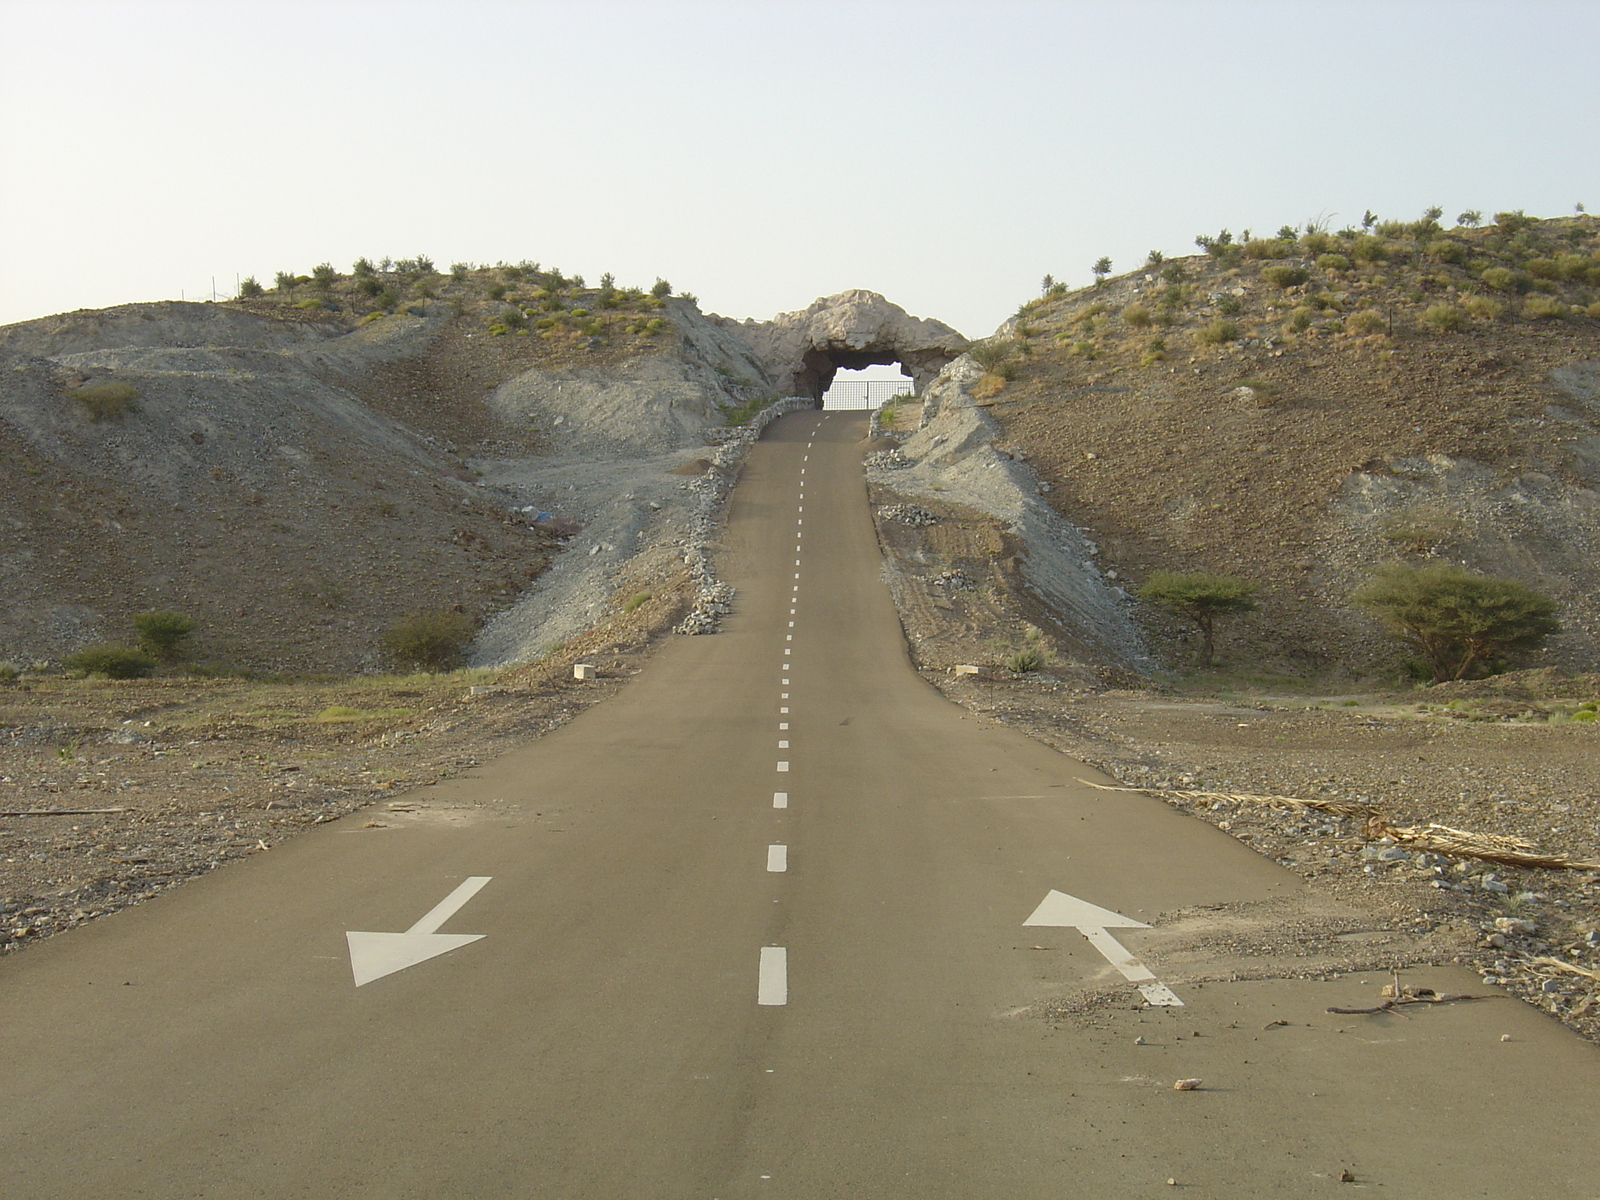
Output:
[{"xmin": 3, "ymin": 411, "xmax": 1597, "ymax": 1197}]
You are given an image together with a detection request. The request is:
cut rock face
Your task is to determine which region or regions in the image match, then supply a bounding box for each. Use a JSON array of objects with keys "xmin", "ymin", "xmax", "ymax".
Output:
[{"xmin": 713, "ymin": 289, "xmax": 965, "ymax": 400}]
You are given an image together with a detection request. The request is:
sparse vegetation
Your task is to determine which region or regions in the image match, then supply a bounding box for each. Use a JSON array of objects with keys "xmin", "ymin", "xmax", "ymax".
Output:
[
  {"xmin": 1137, "ymin": 571, "xmax": 1257, "ymax": 667},
  {"xmin": 1423, "ymin": 303, "xmax": 1464, "ymax": 331},
  {"xmin": 69, "ymin": 381, "xmax": 141, "ymax": 422},
  {"xmin": 379, "ymin": 610, "xmax": 477, "ymax": 671},
  {"xmin": 63, "ymin": 643, "xmax": 157, "ymax": 679},
  {"xmin": 1195, "ymin": 318, "xmax": 1241, "ymax": 345},
  {"xmin": 1351, "ymin": 563, "xmax": 1560, "ymax": 682},
  {"xmin": 131, "ymin": 610, "xmax": 196, "ymax": 660},
  {"xmin": 1004, "ymin": 648, "xmax": 1044, "ymax": 673}
]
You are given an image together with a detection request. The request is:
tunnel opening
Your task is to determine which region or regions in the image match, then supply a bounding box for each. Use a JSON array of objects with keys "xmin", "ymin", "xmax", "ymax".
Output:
[{"xmin": 821, "ymin": 364, "xmax": 915, "ymax": 411}]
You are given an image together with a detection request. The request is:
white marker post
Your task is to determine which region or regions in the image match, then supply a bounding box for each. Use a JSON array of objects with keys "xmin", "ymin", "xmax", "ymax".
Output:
[{"xmin": 1024, "ymin": 889, "xmax": 1183, "ymax": 1007}]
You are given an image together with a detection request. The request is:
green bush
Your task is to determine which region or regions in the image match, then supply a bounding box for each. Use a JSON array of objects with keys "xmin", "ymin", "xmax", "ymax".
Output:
[
  {"xmin": 1480, "ymin": 266, "xmax": 1532, "ymax": 293},
  {"xmin": 1464, "ymin": 294, "xmax": 1504, "ymax": 320},
  {"xmin": 1260, "ymin": 265, "xmax": 1310, "ymax": 289},
  {"xmin": 1494, "ymin": 210, "xmax": 1533, "ymax": 234},
  {"xmin": 238, "ymin": 276, "xmax": 264, "ymax": 298},
  {"xmin": 1120, "ymin": 302, "xmax": 1152, "ymax": 327},
  {"xmin": 1347, "ymin": 310, "xmax": 1388, "ymax": 335},
  {"xmin": 1423, "ymin": 303, "xmax": 1464, "ymax": 331},
  {"xmin": 651, "ymin": 278, "xmax": 673, "ymax": 299},
  {"xmin": 1316, "ymin": 253, "xmax": 1351, "ymax": 271},
  {"xmin": 311, "ymin": 262, "xmax": 338, "ymax": 290},
  {"xmin": 70, "ymin": 381, "xmax": 141, "ymax": 422},
  {"xmin": 63, "ymin": 643, "xmax": 156, "ymax": 679},
  {"xmin": 379, "ymin": 610, "xmax": 476, "ymax": 670},
  {"xmin": 1425, "ymin": 239, "xmax": 1466, "ymax": 264},
  {"xmin": 0, "ymin": 661, "xmax": 19, "ymax": 682},
  {"xmin": 1195, "ymin": 318, "xmax": 1241, "ymax": 345},
  {"xmin": 1351, "ymin": 562, "xmax": 1559, "ymax": 682},
  {"xmin": 622, "ymin": 589, "xmax": 652, "ymax": 613},
  {"xmin": 132, "ymin": 610, "xmax": 196, "ymax": 659},
  {"xmin": 1004, "ymin": 648, "xmax": 1045, "ymax": 673},
  {"xmin": 1137, "ymin": 571, "xmax": 1257, "ymax": 667},
  {"xmin": 967, "ymin": 337, "xmax": 1019, "ymax": 371},
  {"xmin": 1301, "ymin": 231, "xmax": 1335, "ymax": 255},
  {"xmin": 1350, "ymin": 235, "xmax": 1388, "ymax": 263},
  {"xmin": 1286, "ymin": 307, "xmax": 1313, "ymax": 332},
  {"xmin": 1242, "ymin": 239, "xmax": 1286, "ymax": 260},
  {"xmin": 1524, "ymin": 295, "xmax": 1567, "ymax": 319}
]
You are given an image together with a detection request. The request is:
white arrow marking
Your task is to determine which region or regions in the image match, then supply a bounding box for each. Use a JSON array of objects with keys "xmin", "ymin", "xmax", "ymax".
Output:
[
  {"xmin": 1024, "ymin": 889, "xmax": 1183, "ymax": 1006},
  {"xmin": 346, "ymin": 876, "xmax": 491, "ymax": 987}
]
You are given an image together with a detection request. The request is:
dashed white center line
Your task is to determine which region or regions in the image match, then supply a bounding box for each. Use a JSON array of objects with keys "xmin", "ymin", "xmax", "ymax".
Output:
[
  {"xmin": 776, "ymin": 761, "xmax": 789, "ymax": 772},
  {"xmin": 758, "ymin": 947, "xmax": 787, "ymax": 1005},
  {"xmin": 787, "ymin": 621, "xmax": 794, "ymax": 627},
  {"xmin": 786, "ymin": 634, "xmax": 793, "ymax": 640},
  {"xmin": 778, "ymin": 740, "xmax": 789, "ymax": 748},
  {"xmin": 780, "ymin": 706, "xmax": 789, "ymax": 713},
  {"xmin": 766, "ymin": 845, "xmax": 788, "ymax": 872},
  {"xmin": 778, "ymin": 722, "xmax": 788, "ymax": 729},
  {"xmin": 773, "ymin": 791, "xmax": 788, "ymax": 808}
]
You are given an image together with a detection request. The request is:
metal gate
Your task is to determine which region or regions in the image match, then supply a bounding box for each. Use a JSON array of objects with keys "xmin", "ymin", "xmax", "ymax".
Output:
[{"xmin": 821, "ymin": 379, "xmax": 914, "ymax": 410}]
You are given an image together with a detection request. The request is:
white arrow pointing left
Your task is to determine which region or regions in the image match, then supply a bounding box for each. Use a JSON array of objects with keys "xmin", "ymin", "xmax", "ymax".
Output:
[{"xmin": 346, "ymin": 876, "xmax": 491, "ymax": 987}]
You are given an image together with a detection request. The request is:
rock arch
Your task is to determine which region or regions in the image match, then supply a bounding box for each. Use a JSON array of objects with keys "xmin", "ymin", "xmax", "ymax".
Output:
[{"xmin": 713, "ymin": 289, "xmax": 966, "ymax": 403}]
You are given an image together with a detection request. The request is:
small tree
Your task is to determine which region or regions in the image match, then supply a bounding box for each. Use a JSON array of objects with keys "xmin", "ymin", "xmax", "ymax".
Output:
[
  {"xmin": 1091, "ymin": 256, "xmax": 1112, "ymax": 287},
  {"xmin": 238, "ymin": 276, "xmax": 264, "ymax": 298},
  {"xmin": 311, "ymin": 262, "xmax": 339, "ymax": 291},
  {"xmin": 273, "ymin": 270, "xmax": 297, "ymax": 297},
  {"xmin": 132, "ymin": 610, "xmax": 196, "ymax": 660},
  {"xmin": 651, "ymin": 277, "xmax": 673, "ymax": 299},
  {"xmin": 1457, "ymin": 210, "xmax": 1482, "ymax": 227},
  {"xmin": 1137, "ymin": 571, "xmax": 1257, "ymax": 667},
  {"xmin": 1351, "ymin": 563, "xmax": 1560, "ymax": 682},
  {"xmin": 380, "ymin": 610, "xmax": 476, "ymax": 671}
]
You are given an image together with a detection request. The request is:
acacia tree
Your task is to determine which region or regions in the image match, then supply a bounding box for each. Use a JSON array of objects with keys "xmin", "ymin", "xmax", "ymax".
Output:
[
  {"xmin": 1351, "ymin": 563, "xmax": 1560, "ymax": 682},
  {"xmin": 1137, "ymin": 571, "xmax": 1257, "ymax": 667}
]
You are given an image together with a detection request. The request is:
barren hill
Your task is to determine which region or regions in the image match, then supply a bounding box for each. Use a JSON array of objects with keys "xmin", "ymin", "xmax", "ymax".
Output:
[
  {"xmin": 918, "ymin": 211, "xmax": 1600, "ymax": 678},
  {"xmin": 0, "ymin": 262, "xmax": 772, "ymax": 672}
]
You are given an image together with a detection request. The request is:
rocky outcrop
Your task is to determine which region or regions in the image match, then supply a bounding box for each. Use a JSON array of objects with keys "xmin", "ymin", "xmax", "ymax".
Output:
[{"xmin": 712, "ymin": 289, "xmax": 965, "ymax": 400}]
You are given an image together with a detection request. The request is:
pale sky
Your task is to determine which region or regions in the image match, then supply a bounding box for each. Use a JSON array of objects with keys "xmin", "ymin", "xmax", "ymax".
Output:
[{"xmin": 2, "ymin": 0, "xmax": 1595, "ymax": 340}]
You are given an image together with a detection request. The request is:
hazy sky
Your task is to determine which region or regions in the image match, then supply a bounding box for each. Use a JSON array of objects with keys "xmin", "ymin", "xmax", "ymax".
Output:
[{"xmin": 2, "ymin": 0, "xmax": 1596, "ymax": 339}]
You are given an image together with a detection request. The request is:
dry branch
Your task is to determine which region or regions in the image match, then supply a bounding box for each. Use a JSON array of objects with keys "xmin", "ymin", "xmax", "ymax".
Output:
[
  {"xmin": 1529, "ymin": 956, "xmax": 1600, "ymax": 984},
  {"xmin": 1076, "ymin": 779, "xmax": 1600, "ymax": 872}
]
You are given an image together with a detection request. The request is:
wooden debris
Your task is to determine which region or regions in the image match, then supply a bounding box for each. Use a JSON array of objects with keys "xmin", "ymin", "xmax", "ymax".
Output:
[
  {"xmin": 1077, "ymin": 779, "xmax": 1600, "ymax": 871},
  {"xmin": 1, "ymin": 806, "xmax": 128, "ymax": 817}
]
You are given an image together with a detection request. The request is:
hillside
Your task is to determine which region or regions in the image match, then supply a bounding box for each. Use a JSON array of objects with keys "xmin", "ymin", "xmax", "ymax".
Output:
[
  {"xmin": 963, "ymin": 211, "xmax": 1600, "ymax": 678},
  {"xmin": 0, "ymin": 262, "xmax": 773, "ymax": 673}
]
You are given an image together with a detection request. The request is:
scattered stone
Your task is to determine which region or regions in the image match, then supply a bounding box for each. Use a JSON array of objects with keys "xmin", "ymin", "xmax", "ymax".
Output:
[{"xmin": 880, "ymin": 504, "xmax": 936, "ymax": 527}]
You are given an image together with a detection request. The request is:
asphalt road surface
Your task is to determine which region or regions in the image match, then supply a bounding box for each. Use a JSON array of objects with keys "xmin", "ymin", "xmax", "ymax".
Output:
[{"xmin": 3, "ymin": 411, "xmax": 1598, "ymax": 1198}]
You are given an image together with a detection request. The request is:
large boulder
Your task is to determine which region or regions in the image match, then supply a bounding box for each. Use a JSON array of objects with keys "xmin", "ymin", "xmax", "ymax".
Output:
[{"xmin": 712, "ymin": 289, "xmax": 965, "ymax": 400}]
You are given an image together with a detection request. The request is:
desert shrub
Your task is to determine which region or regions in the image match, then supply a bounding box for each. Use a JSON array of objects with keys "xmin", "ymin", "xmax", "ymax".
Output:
[
  {"xmin": 1347, "ymin": 310, "xmax": 1387, "ymax": 335},
  {"xmin": 1260, "ymin": 265, "xmax": 1310, "ymax": 289},
  {"xmin": 1524, "ymin": 257, "xmax": 1564, "ymax": 281},
  {"xmin": 1587, "ymin": 301, "xmax": 1600, "ymax": 319},
  {"xmin": 971, "ymin": 373, "xmax": 1007, "ymax": 400},
  {"xmin": 1524, "ymin": 295, "xmax": 1567, "ymax": 319},
  {"xmin": 1301, "ymin": 231, "xmax": 1335, "ymax": 255},
  {"xmin": 131, "ymin": 610, "xmax": 195, "ymax": 659},
  {"xmin": 1121, "ymin": 302, "xmax": 1152, "ymax": 327},
  {"xmin": 1463, "ymin": 294, "xmax": 1504, "ymax": 319},
  {"xmin": 1004, "ymin": 648, "xmax": 1044, "ymax": 673},
  {"xmin": 1216, "ymin": 295, "xmax": 1242, "ymax": 315},
  {"xmin": 1242, "ymin": 239, "xmax": 1286, "ymax": 260},
  {"xmin": 1351, "ymin": 563, "xmax": 1559, "ymax": 682},
  {"xmin": 1286, "ymin": 307, "xmax": 1313, "ymax": 332},
  {"xmin": 1350, "ymin": 235, "xmax": 1388, "ymax": 263},
  {"xmin": 967, "ymin": 337, "xmax": 1019, "ymax": 372},
  {"xmin": 311, "ymin": 263, "xmax": 338, "ymax": 290},
  {"xmin": 622, "ymin": 590, "xmax": 652, "ymax": 613},
  {"xmin": 1494, "ymin": 210, "xmax": 1533, "ymax": 234},
  {"xmin": 0, "ymin": 661, "xmax": 20, "ymax": 682},
  {"xmin": 1137, "ymin": 571, "xmax": 1256, "ymax": 667},
  {"xmin": 273, "ymin": 270, "xmax": 297, "ymax": 293},
  {"xmin": 1316, "ymin": 253, "xmax": 1351, "ymax": 271},
  {"xmin": 355, "ymin": 276, "xmax": 383, "ymax": 297},
  {"xmin": 296, "ymin": 297, "xmax": 325, "ymax": 310},
  {"xmin": 1425, "ymin": 239, "xmax": 1466, "ymax": 264},
  {"xmin": 359, "ymin": 312, "xmax": 385, "ymax": 326},
  {"xmin": 450, "ymin": 262, "xmax": 471, "ymax": 281},
  {"xmin": 651, "ymin": 278, "xmax": 673, "ymax": 298},
  {"xmin": 1379, "ymin": 505, "xmax": 1462, "ymax": 554},
  {"xmin": 1456, "ymin": 210, "xmax": 1483, "ymax": 227},
  {"xmin": 63, "ymin": 643, "xmax": 156, "ymax": 679},
  {"xmin": 238, "ymin": 276, "xmax": 264, "ymax": 298},
  {"xmin": 499, "ymin": 305, "xmax": 528, "ymax": 331},
  {"xmin": 373, "ymin": 286, "xmax": 398, "ymax": 309},
  {"xmin": 1195, "ymin": 318, "xmax": 1241, "ymax": 345},
  {"xmin": 379, "ymin": 610, "xmax": 476, "ymax": 670},
  {"xmin": 1423, "ymin": 303, "xmax": 1464, "ymax": 331},
  {"xmin": 486, "ymin": 282, "xmax": 507, "ymax": 300},
  {"xmin": 70, "ymin": 381, "xmax": 140, "ymax": 422},
  {"xmin": 1479, "ymin": 266, "xmax": 1532, "ymax": 293}
]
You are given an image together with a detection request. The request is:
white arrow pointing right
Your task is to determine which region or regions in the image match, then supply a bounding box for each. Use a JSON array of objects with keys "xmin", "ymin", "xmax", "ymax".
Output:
[
  {"xmin": 1025, "ymin": 889, "xmax": 1183, "ymax": 1007},
  {"xmin": 346, "ymin": 876, "xmax": 491, "ymax": 987}
]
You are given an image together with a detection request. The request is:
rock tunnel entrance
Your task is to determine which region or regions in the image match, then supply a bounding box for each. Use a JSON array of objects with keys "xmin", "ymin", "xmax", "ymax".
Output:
[
  {"xmin": 821, "ymin": 365, "xmax": 914, "ymax": 410},
  {"xmin": 711, "ymin": 289, "xmax": 966, "ymax": 408}
]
